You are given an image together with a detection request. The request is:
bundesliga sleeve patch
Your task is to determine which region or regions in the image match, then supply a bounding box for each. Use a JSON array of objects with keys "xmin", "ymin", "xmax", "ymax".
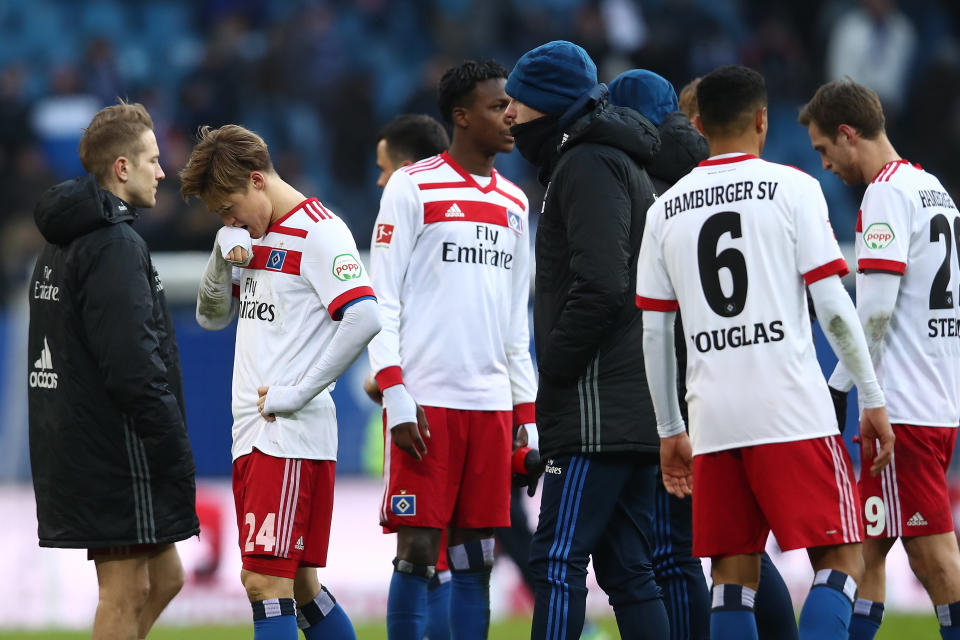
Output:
[
  {"xmin": 863, "ymin": 222, "xmax": 895, "ymax": 250},
  {"xmin": 390, "ymin": 494, "xmax": 416, "ymax": 516},
  {"xmin": 332, "ymin": 253, "xmax": 363, "ymax": 281},
  {"xmin": 375, "ymin": 223, "xmax": 395, "ymax": 247}
]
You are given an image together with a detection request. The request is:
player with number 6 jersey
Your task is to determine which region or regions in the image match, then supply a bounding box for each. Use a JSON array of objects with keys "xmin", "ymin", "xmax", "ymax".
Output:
[
  {"xmin": 802, "ymin": 79, "xmax": 960, "ymax": 640},
  {"xmin": 182, "ymin": 124, "xmax": 380, "ymax": 640},
  {"xmin": 638, "ymin": 65, "xmax": 893, "ymax": 640}
]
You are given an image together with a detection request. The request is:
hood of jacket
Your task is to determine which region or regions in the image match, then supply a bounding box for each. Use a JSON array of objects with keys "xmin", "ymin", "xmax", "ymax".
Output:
[
  {"xmin": 34, "ymin": 174, "xmax": 137, "ymax": 245},
  {"xmin": 647, "ymin": 111, "xmax": 710, "ymax": 186},
  {"xmin": 555, "ymin": 102, "xmax": 660, "ymax": 173}
]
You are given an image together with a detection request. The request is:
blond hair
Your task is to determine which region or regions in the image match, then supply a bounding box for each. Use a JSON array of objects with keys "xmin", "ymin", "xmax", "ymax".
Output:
[
  {"xmin": 678, "ymin": 77, "xmax": 701, "ymax": 121},
  {"xmin": 78, "ymin": 100, "xmax": 154, "ymax": 182},
  {"xmin": 179, "ymin": 125, "xmax": 274, "ymax": 204}
]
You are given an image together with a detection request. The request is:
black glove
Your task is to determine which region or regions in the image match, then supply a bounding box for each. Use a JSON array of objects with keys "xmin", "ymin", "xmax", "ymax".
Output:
[
  {"xmin": 829, "ymin": 386, "xmax": 848, "ymax": 434},
  {"xmin": 512, "ymin": 447, "xmax": 545, "ymax": 497}
]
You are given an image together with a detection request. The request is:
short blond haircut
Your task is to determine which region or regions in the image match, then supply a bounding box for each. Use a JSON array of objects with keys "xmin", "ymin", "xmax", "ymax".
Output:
[
  {"xmin": 179, "ymin": 124, "xmax": 274, "ymax": 205},
  {"xmin": 78, "ymin": 100, "xmax": 154, "ymax": 182},
  {"xmin": 678, "ymin": 77, "xmax": 701, "ymax": 120}
]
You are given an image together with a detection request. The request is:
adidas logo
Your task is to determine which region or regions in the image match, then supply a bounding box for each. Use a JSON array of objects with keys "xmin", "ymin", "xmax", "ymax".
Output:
[
  {"xmin": 445, "ymin": 203, "xmax": 465, "ymax": 218},
  {"xmin": 295, "ymin": 536, "xmax": 304, "ymax": 551},
  {"xmin": 907, "ymin": 512, "xmax": 928, "ymax": 527},
  {"xmin": 29, "ymin": 337, "xmax": 58, "ymax": 389}
]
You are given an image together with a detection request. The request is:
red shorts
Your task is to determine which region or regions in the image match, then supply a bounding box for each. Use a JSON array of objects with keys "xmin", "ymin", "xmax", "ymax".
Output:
[
  {"xmin": 232, "ymin": 449, "xmax": 336, "ymax": 579},
  {"xmin": 859, "ymin": 424, "xmax": 957, "ymax": 539},
  {"xmin": 693, "ymin": 435, "xmax": 861, "ymax": 558},
  {"xmin": 380, "ymin": 406, "xmax": 512, "ymax": 532}
]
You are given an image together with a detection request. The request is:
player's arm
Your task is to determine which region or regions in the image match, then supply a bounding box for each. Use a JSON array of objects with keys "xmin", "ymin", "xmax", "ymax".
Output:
[
  {"xmin": 506, "ymin": 208, "xmax": 538, "ymax": 444},
  {"xmin": 366, "ymin": 172, "xmax": 430, "ymax": 460},
  {"xmin": 259, "ymin": 298, "xmax": 381, "ymax": 418},
  {"xmin": 538, "ymin": 154, "xmax": 635, "ymax": 383},
  {"xmin": 196, "ymin": 226, "xmax": 250, "ymax": 330},
  {"xmin": 79, "ymin": 238, "xmax": 185, "ymax": 454}
]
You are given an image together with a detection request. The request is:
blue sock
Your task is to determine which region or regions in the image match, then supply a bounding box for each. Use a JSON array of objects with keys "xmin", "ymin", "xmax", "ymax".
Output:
[
  {"xmin": 849, "ymin": 598, "xmax": 883, "ymax": 640},
  {"xmin": 711, "ymin": 584, "xmax": 758, "ymax": 640},
  {"xmin": 448, "ymin": 540, "xmax": 494, "ymax": 640},
  {"xmin": 252, "ymin": 598, "xmax": 298, "ymax": 640},
  {"xmin": 426, "ymin": 571, "xmax": 451, "ymax": 640},
  {"xmin": 755, "ymin": 553, "xmax": 798, "ymax": 640},
  {"xmin": 387, "ymin": 559, "xmax": 430, "ymax": 640},
  {"xmin": 937, "ymin": 601, "xmax": 960, "ymax": 639},
  {"xmin": 297, "ymin": 585, "xmax": 356, "ymax": 639},
  {"xmin": 797, "ymin": 569, "xmax": 856, "ymax": 640}
]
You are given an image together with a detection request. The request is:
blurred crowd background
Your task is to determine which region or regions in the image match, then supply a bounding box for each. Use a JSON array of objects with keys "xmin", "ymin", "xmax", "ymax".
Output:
[{"xmin": 1, "ymin": 0, "xmax": 959, "ymax": 304}]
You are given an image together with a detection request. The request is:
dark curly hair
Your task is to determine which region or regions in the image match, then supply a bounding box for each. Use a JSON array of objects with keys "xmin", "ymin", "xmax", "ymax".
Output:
[
  {"xmin": 437, "ymin": 60, "xmax": 509, "ymax": 124},
  {"xmin": 696, "ymin": 65, "xmax": 767, "ymax": 138}
]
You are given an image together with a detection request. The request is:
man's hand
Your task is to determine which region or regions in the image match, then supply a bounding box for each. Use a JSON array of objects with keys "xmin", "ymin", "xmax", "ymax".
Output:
[
  {"xmin": 257, "ymin": 386, "xmax": 276, "ymax": 422},
  {"xmin": 390, "ymin": 405, "xmax": 430, "ymax": 461},
  {"xmin": 660, "ymin": 432, "xmax": 693, "ymax": 498},
  {"xmin": 829, "ymin": 386, "xmax": 847, "ymax": 434},
  {"xmin": 225, "ymin": 245, "xmax": 250, "ymax": 264},
  {"xmin": 860, "ymin": 405, "xmax": 895, "ymax": 477},
  {"xmin": 363, "ymin": 374, "xmax": 383, "ymax": 404}
]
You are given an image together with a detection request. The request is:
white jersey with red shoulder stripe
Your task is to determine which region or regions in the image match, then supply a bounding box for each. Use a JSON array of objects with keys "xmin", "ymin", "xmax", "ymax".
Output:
[
  {"xmin": 229, "ymin": 198, "xmax": 375, "ymax": 461},
  {"xmin": 855, "ymin": 160, "xmax": 960, "ymax": 427},
  {"xmin": 636, "ymin": 154, "xmax": 848, "ymax": 455},
  {"xmin": 367, "ymin": 152, "xmax": 537, "ymax": 414}
]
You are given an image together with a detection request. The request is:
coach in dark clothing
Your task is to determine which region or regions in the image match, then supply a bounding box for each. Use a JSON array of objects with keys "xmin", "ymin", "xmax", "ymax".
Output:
[
  {"xmin": 505, "ymin": 41, "xmax": 669, "ymax": 640},
  {"xmin": 28, "ymin": 102, "xmax": 197, "ymax": 639}
]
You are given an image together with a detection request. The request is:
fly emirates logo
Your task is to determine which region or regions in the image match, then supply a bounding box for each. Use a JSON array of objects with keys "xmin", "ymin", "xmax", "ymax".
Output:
[
  {"xmin": 239, "ymin": 278, "xmax": 276, "ymax": 323},
  {"xmin": 441, "ymin": 224, "xmax": 513, "ymax": 270}
]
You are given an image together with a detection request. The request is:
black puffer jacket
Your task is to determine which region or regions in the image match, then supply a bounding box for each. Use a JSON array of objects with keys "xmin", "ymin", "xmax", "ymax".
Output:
[
  {"xmin": 28, "ymin": 174, "xmax": 198, "ymax": 548},
  {"xmin": 532, "ymin": 102, "xmax": 661, "ymax": 458}
]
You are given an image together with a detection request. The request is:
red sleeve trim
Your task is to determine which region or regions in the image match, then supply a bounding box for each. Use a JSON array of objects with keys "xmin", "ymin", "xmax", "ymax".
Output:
[
  {"xmin": 232, "ymin": 283, "xmax": 240, "ymax": 299},
  {"xmin": 636, "ymin": 295, "xmax": 679, "ymax": 311},
  {"xmin": 375, "ymin": 366, "xmax": 404, "ymax": 391},
  {"xmin": 803, "ymin": 258, "xmax": 850, "ymax": 285},
  {"xmin": 327, "ymin": 286, "xmax": 376, "ymax": 320},
  {"xmin": 513, "ymin": 403, "xmax": 536, "ymax": 427},
  {"xmin": 858, "ymin": 258, "xmax": 906, "ymax": 275}
]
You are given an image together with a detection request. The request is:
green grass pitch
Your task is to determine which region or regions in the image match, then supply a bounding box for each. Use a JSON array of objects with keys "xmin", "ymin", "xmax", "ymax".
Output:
[{"xmin": 0, "ymin": 613, "xmax": 939, "ymax": 638}]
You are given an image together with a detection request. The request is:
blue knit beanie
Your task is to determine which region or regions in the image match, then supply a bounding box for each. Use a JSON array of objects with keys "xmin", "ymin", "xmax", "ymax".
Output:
[
  {"xmin": 608, "ymin": 69, "xmax": 679, "ymax": 127},
  {"xmin": 505, "ymin": 41, "xmax": 598, "ymax": 116}
]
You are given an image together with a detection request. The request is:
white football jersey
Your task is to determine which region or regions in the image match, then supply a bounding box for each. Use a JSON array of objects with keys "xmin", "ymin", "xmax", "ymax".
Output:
[
  {"xmin": 637, "ymin": 154, "xmax": 848, "ymax": 455},
  {"xmin": 367, "ymin": 152, "xmax": 537, "ymax": 415},
  {"xmin": 229, "ymin": 198, "xmax": 375, "ymax": 461},
  {"xmin": 854, "ymin": 160, "xmax": 960, "ymax": 427}
]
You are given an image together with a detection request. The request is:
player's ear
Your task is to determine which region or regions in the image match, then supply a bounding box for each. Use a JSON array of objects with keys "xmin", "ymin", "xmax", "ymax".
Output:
[
  {"xmin": 250, "ymin": 171, "xmax": 266, "ymax": 191},
  {"xmin": 693, "ymin": 114, "xmax": 705, "ymax": 137},
  {"xmin": 755, "ymin": 106, "xmax": 767, "ymax": 134},
  {"xmin": 113, "ymin": 155, "xmax": 129, "ymax": 183},
  {"xmin": 837, "ymin": 124, "xmax": 856, "ymax": 146},
  {"xmin": 451, "ymin": 105, "xmax": 470, "ymax": 130}
]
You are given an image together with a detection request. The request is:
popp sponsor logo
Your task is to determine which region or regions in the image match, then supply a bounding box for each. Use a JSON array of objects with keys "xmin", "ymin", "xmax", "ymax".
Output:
[
  {"xmin": 332, "ymin": 254, "xmax": 363, "ymax": 281},
  {"xmin": 863, "ymin": 222, "xmax": 895, "ymax": 250}
]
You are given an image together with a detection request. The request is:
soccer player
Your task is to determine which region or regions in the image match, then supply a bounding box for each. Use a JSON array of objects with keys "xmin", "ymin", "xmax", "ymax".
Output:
[
  {"xmin": 368, "ymin": 112, "xmax": 454, "ymax": 640},
  {"xmin": 609, "ymin": 69, "xmax": 799, "ymax": 640},
  {"xmin": 28, "ymin": 100, "xmax": 198, "ymax": 640},
  {"xmin": 636, "ymin": 65, "xmax": 895, "ymax": 640},
  {"xmin": 182, "ymin": 124, "xmax": 380, "ymax": 640},
  {"xmin": 800, "ymin": 79, "xmax": 960, "ymax": 640},
  {"xmin": 506, "ymin": 41, "xmax": 669, "ymax": 640},
  {"xmin": 367, "ymin": 60, "xmax": 537, "ymax": 640}
]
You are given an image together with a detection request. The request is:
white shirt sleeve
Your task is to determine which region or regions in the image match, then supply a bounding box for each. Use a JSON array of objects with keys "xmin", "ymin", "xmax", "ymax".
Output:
[
  {"xmin": 506, "ymin": 207, "xmax": 538, "ymax": 421},
  {"xmin": 642, "ymin": 309, "xmax": 686, "ymax": 438},
  {"xmin": 857, "ymin": 181, "xmax": 913, "ymax": 274},
  {"xmin": 635, "ymin": 203, "xmax": 679, "ymax": 311},
  {"xmin": 263, "ymin": 298, "xmax": 382, "ymax": 414},
  {"xmin": 299, "ymin": 215, "xmax": 375, "ymax": 320},
  {"xmin": 793, "ymin": 177, "xmax": 849, "ymax": 285},
  {"xmin": 809, "ymin": 275, "xmax": 885, "ymax": 408},
  {"xmin": 367, "ymin": 171, "xmax": 423, "ymax": 388}
]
